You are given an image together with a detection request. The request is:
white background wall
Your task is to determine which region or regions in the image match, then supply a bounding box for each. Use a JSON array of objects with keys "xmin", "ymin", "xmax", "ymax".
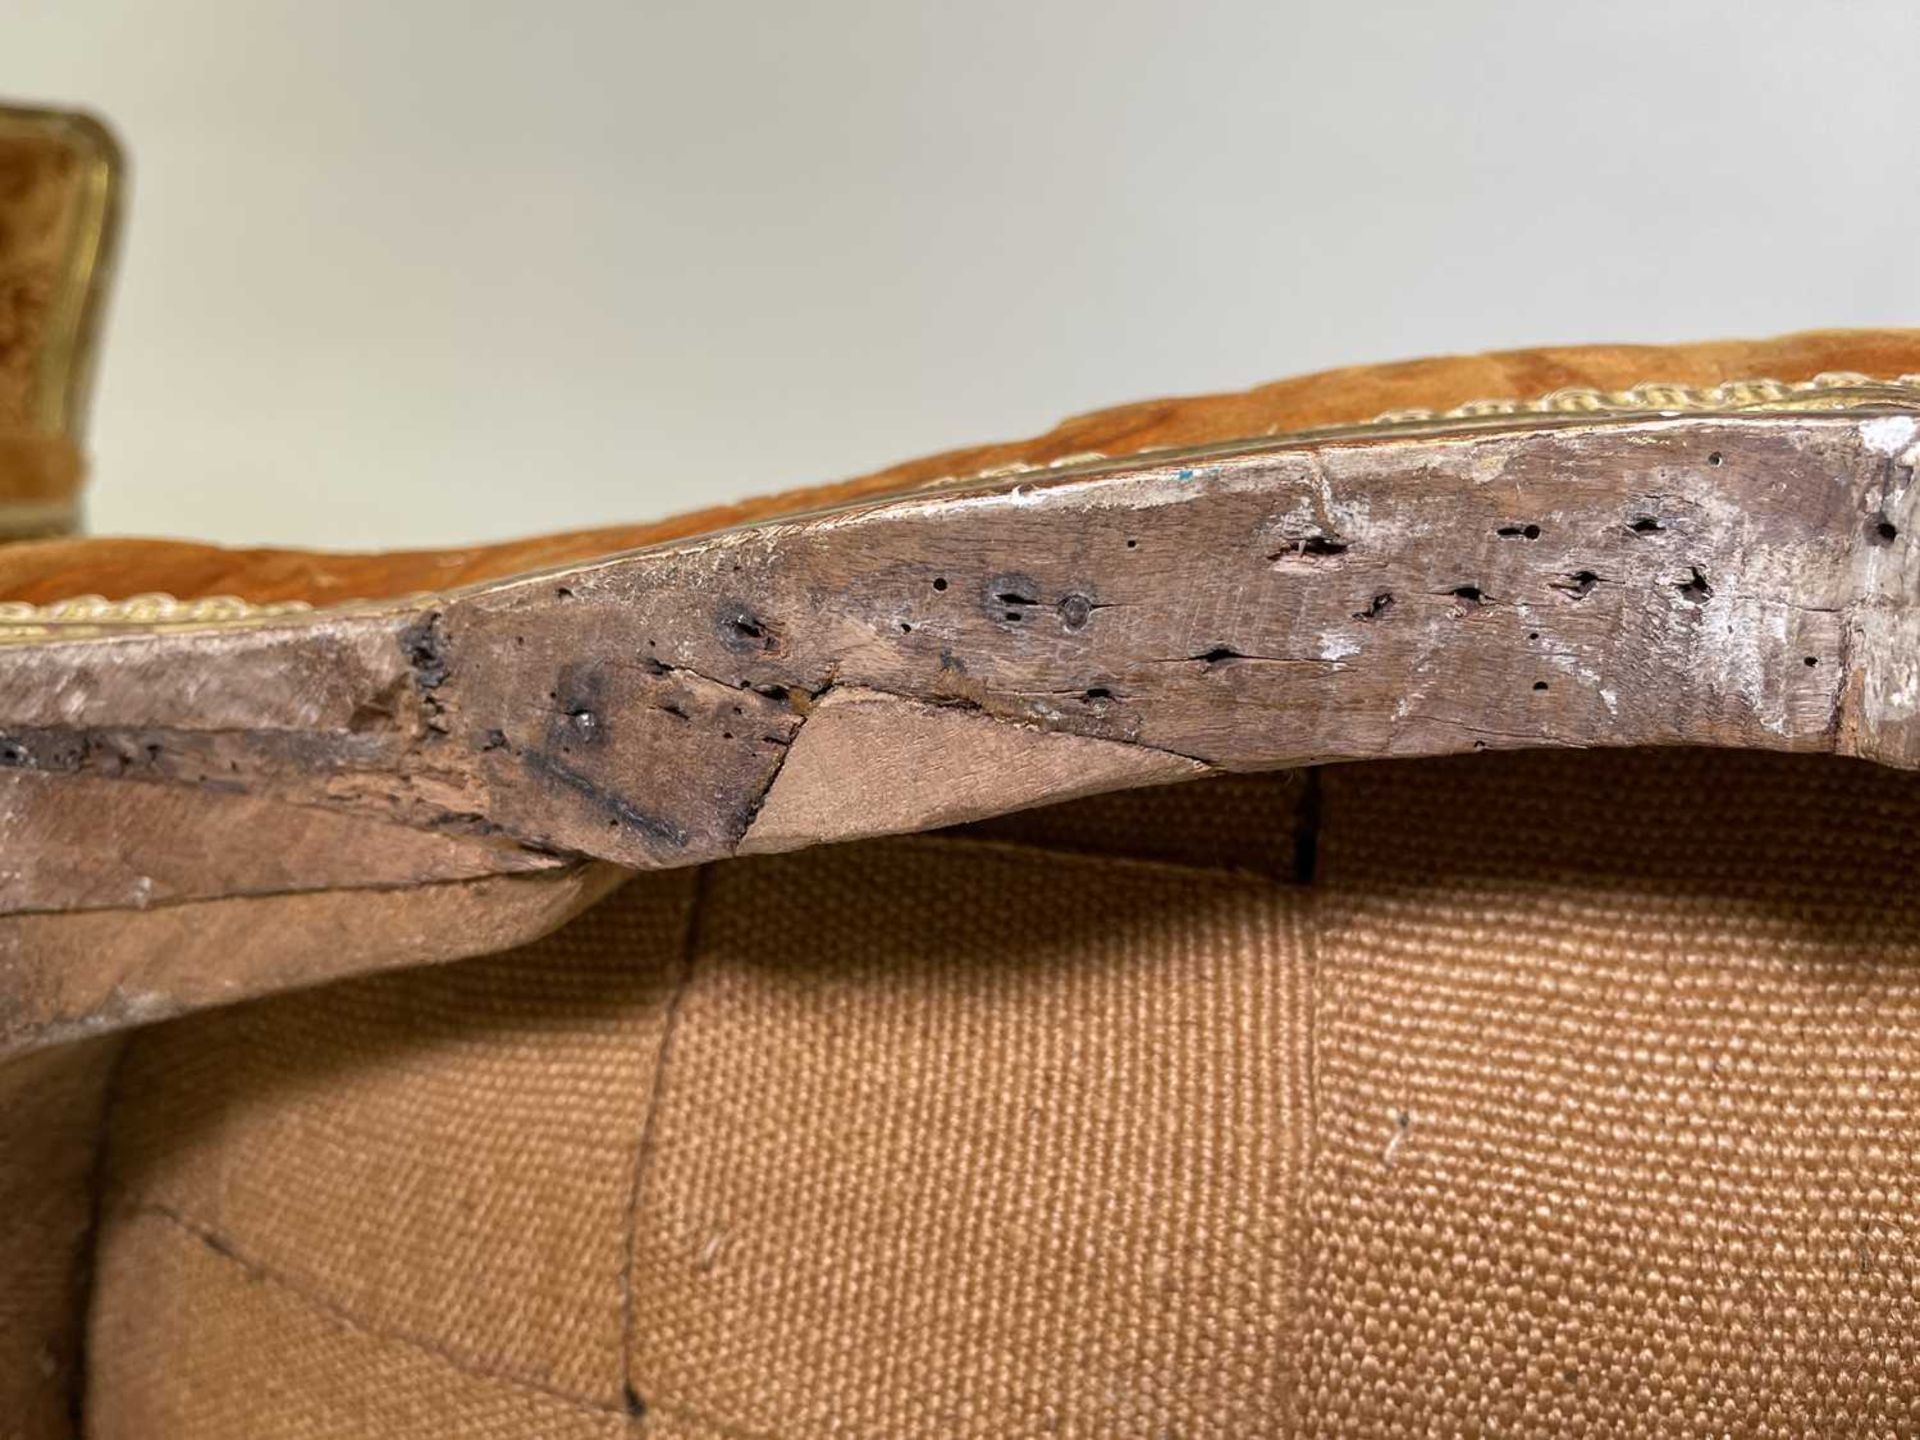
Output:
[{"xmin": 14, "ymin": 1, "xmax": 1920, "ymax": 549}]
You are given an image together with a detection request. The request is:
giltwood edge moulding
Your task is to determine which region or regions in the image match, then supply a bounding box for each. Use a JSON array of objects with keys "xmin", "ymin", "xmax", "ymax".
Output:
[
  {"xmin": 0, "ymin": 103, "xmax": 122, "ymax": 539},
  {"xmin": 4, "ymin": 372, "xmax": 1920, "ymax": 1053}
]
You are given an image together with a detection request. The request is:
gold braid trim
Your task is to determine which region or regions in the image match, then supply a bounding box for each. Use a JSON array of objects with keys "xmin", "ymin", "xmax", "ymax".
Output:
[
  {"xmin": 1367, "ymin": 370, "xmax": 1920, "ymax": 425},
  {"xmin": 918, "ymin": 371, "xmax": 1920, "ymax": 489},
  {"xmin": 0, "ymin": 592, "xmax": 315, "ymax": 640},
  {"xmin": 0, "ymin": 592, "xmax": 314, "ymax": 624}
]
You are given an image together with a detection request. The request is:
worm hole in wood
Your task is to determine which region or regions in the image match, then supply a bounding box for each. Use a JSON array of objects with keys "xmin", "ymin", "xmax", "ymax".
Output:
[
  {"xmin": 987, "ymin": 573, "xmax": 1042, "ymax": 624},
  {"xmin": 718, "ymin": 605, "xmax": 781, "ymax": 652},
  {"xmin": 1675, "ymin": 567, "xmax": 1713, "ymax": 604},
  {"xmin": 1270, "ymin": 533, "xmax": 1349, "ymax": 564}
]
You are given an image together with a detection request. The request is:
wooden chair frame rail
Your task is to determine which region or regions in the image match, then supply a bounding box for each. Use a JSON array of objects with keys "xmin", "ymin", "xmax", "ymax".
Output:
[{"xmin": 4, "ymin": 401, "xmax": 1918, "ymax": 1051}]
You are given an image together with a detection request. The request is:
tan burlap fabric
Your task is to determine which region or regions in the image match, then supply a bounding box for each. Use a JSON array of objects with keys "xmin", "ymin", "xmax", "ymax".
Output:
[
  {"xmin": 0, "ymin": 1038, "xmax": 118, "ymax": 1439},
  {"xmin": 1303, "ymin": 750, "xmax": 1920, "ymax": 1437},
  {"xmin": 72, "ymin": 749, "xmax": 1920, "ymax": 1436}
]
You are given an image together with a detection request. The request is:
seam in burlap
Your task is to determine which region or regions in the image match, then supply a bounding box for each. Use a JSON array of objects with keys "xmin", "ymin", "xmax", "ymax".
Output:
[
  {"xmin": 1288, "ymin": 829, "xmax": 1326, "ymax": 1436},
  {"xmin": 621, "ymin": 864, "xmax": 709, "ymax": 1419},
  {"xmin": 1280, "ymin": 772, "xmax": 1323, "ymax": 1429},
  {"xmin": 128, "ymin": 1203, "xmax": 780, "ymax": 1440},
  {"xmin": 66, "ymin": 1033, "xmax": 133, "ymax": 1436},
  {"xmin": 614, "ymin": 816, "xmax": 1321, "ymax": 1434},
  {"xmin": 134, "ymin": 1203, "xmax": 625, "ymax": 1419}
]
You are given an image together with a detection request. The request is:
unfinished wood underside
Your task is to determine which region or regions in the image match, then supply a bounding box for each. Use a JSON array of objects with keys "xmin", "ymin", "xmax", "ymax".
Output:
[{"xmin": 4, "ymin": 399, "xmax": 1919, "ymax": 1050}]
